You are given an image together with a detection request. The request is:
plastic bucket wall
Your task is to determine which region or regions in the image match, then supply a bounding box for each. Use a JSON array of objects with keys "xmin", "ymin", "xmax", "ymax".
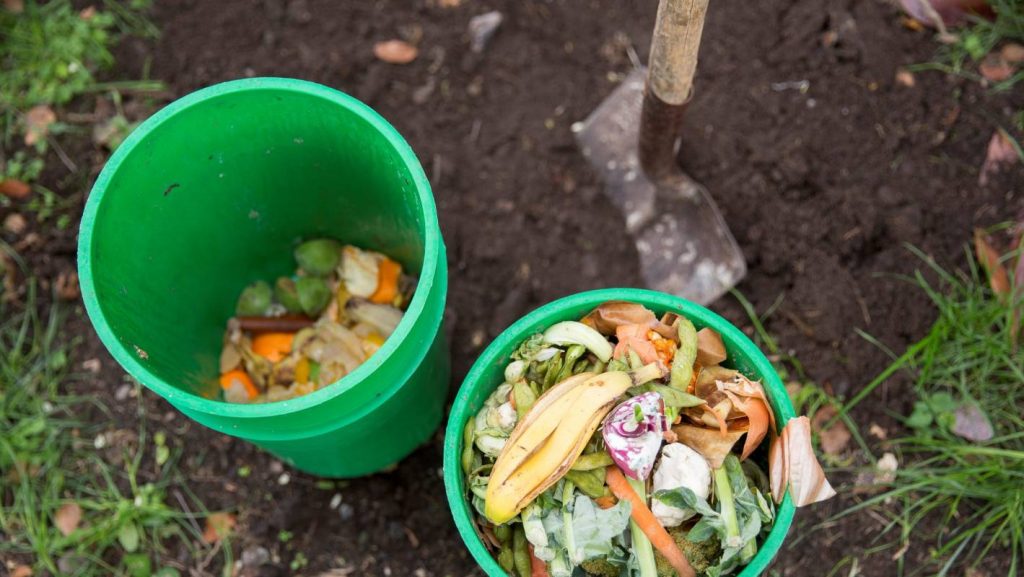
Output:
[
  {"xmin": 443, "ymin": 288, "xmax": 795, "ymax": 576},
  {"xmin": 79, "ymin": 78, "xmax": 449, "ymax": 477}
]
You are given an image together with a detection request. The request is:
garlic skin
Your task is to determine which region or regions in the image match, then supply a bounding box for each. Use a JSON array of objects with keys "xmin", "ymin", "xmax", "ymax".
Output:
[
  {"xmin": 651, "ymin": 443, "xmax": 712, "ymax": 527},
  {"xmin": 474, "ymin": 384, "xmax": 517, "ymax": 457}
]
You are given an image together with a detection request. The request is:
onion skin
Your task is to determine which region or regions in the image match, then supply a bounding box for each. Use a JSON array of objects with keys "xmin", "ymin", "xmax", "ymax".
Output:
[{"xmin": 899, "ymin": 0, "xmax": 993, "ymax": 27}]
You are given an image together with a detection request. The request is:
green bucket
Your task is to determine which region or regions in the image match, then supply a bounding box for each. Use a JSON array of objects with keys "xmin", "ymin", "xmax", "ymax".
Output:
[
  {"xmin": 443, "ymin": 288, "xmax": 796, "ymax": 576},
  {"xmin": 79, "ymin": 78, "xmax": 450, "ymax": 478}
]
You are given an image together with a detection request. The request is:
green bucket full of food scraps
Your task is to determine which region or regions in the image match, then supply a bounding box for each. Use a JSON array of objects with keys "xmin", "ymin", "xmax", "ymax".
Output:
[
  {"xmin": 443, "ymin": 288, "xmax": 836, "ymax": 576},
  {"xmin": 79, "ymin": 78, "xmax": 450, "ymax": 478}
]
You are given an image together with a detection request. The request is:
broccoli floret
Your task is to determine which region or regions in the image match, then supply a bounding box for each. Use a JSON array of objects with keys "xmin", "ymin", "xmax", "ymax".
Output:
[
  {"xmin": 654, "ymin": 526, "xmax": 722, "ymax": 576},
  {"xmin": 580, "ymin": 557, "xmax": 621, "ymax": 577}
]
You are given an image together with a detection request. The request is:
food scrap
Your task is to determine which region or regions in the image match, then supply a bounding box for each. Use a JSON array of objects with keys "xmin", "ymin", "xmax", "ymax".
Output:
[
  {"xmin": 218, "ymin": 239, "xmax": 415, "ymax": 403},
  {"xmin": 462, "ymin": 301, "xmax": 834, "ymax": 576}
]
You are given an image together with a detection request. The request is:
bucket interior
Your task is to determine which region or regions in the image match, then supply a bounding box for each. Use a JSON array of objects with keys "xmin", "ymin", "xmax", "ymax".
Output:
[{"xmin": 81, "ymin": 82, "xmax": 428, "ymax": 399}]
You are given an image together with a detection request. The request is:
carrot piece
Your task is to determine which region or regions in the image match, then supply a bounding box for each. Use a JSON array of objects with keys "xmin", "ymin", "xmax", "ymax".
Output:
[
  {"xmin": 528, "ymin": 544, "xmax": 550, "ymax": 577},
  {"xmin": 369, "ymin": 257, "xmax": 402, "ymax": 304},
  {"xmin": 251, "ymin": 332, "xmax": 295, "ymax": 362},
  {"xmin": 219, "ymin": 369, "xmax": 258, "ymax": 399},
  {"xmin": 605, "ymin": 466, "xmax": 695, "ymax": 577},
  {"xmin": 594, "ymin": 495, "xmax": 618, "ymax": 509}
]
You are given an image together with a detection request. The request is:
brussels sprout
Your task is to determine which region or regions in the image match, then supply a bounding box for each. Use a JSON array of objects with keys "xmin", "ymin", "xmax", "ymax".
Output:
[
  {"xmin": 294, "ymin": 238, "xmax": 341, "ymax": 276},
  {"xmin": 274, "ymin": 277, "xmax": 303, "ymax": 313},
  {"xmin": 236, "ymin": 281, "xmax": 272, "ymax": 315},
  {"xmin": 296, "ymin": 277, "xmax": 331, "ymax": 316}
]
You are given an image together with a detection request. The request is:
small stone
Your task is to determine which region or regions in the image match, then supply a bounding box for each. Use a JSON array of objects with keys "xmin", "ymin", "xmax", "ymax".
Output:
[
  {"xmin": 468, "ymin": 11, "xmax": 503, "ymax": 53},
  {"xmin": 329, "ymin": 493, "xmax": 342, "ymax": 509},
  {"xmin": 895, "ymin": 68, "xmax": 915, "ymax": 87},
  {"xmin": 338, "ymin": 503, "xmax": 355, "ymax": 521},
  {"xmin": 82, "ymin": 358, "xmax": 102, "ymax": 373},
  {"xmin": 277, "ymin": 473, "xmax": 290, "ymax": 486},
  {"xmin": 115, "ymin": 384, "xmax": 132, "ymax": 401},
  {"xmin": 3, "ymin": 212, "xmax": 26, "ymax": 234},
  {"xmin": 269, "ymin": 460, "xmax": 284, "ymax": 474},
  {"xmin": 242, "ymin": 546, "xmax": 271, "ymax": 567}
]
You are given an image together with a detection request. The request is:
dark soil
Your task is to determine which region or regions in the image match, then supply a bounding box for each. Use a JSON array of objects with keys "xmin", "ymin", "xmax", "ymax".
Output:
[{"xmin": 5, "ymin": 0, "xmax": 1023, "ymax": 575}]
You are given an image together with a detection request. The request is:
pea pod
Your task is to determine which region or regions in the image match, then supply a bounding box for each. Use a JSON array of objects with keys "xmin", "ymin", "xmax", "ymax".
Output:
[
  {"xmin": 461, "ymin": 416, "xmax": 476, "ymax": 475},
  {"xmin": 670, "ymin": 317, "xmax": 698, "ymax": 390},
  {"xmin": 570, "ymin": 452, "xmax": 614, "ymax": 471},
  {"xmin": 512, "ymin": 525, "xmax": 531, "ymax": 577},
  {"xmin": 563, "ymin": 468, "xmax": 607, "ymax": 499},
  {"xmin": 542, "ymin": 352, "xmax": 563, "ymax": 390},
  {"xmin": 512, "ymin": 381, "xmax": 538, "ymax": 419},
  {"xmin": 556, "ymin": 345, "xmax": 586, "ymax": 383},
  {"xmin": 497, "ymin": 545, "xmax": 515, "ymax": 572},
  {"xmin": 494, "ymin": 523, "xmax": 512, "ymax": 544}
]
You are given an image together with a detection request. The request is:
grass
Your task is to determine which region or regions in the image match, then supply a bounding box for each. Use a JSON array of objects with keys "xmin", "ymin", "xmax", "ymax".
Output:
[
  {"xmin": 911, "ymin": 0, "xmax": 1024, "ymax": 92},
  {"xmin": 0, "ymin": 0, "xmax": 160, "ymax": 187},
  {"xmin": 837, "ymin": 244, "xmax": 1024, "ymax": 576},
  {"xmin": 0, "ymin": 248, "xmax": 224, "ymax": 577}
]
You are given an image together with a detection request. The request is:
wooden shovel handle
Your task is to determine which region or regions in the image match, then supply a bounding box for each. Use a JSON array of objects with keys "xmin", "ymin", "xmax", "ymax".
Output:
[{"xmin": 639, "ymin": 0, "xmax": 710, "ymax": 178}]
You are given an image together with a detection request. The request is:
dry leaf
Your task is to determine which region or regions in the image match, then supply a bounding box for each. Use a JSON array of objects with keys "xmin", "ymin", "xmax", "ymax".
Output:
[
  {"xmin": 11, "ymin": 566, "xmax": 32, "ymax": 577},
  {"xmin": 868, "ymin": 422, "xmax": 888, "ymax": 440},
  {"xmin": 875, "ymin": 452, "xmax": 898, "ymax": 484},
  {"xmin": 4, "ymin": 212, "xmax": 27, "ymax": 235},
  {"xmin": 24, "ymin": 104, "xmax": 56, "ymax": 146},
  {"xmin": 952, "ymin": 402, "xmax": 994, "ymax": 442},
  {"xmin": 3, "ymin": 0, "xmax": 24, "ymax": 13},
  {"xmin": 79, "ymin": 5, "xmax": 96, "ymax": 19},
  {"xmin": 895, "ymin": 68, "xmax": 916, "ymax": 87},
  {"xmin": 55, "ymin": 502, "xmax": 82, "ymax": 536},
  {"xmin": 612, "ymin": 323, "xmax": 660, "ymax": 364},
  {"xmin": 55, "ymin": 270, "xmax": 80, "ymax": 301},
  {"xmin": 672, "ymin": 423, "xmax": 746, "ymax": 469},
  {"xmin": 724, "ymin": 391, "xmax": 771, "ymax": 459},
  {"xmin": 581, "ymin": 301, "xmax": 657, "ymax": 335},
  {"xmin": 202, "ymin": 511, "xmax": 236, "ymax": 543},
  {"xmin": 374, "ymin": 40, "xmax": 418, "ymax": 64},
  {"xmin": 899, "ymin": 0, "xmax": 992, "ymax": 27},
  {"xmin": 974, "ymin": 228, "xmax": 1011, "ymax": 296},
  {"xmin": 695, "ymin": 327, "xmax": 726, "ymax": 366},
  {"xmin": 82, "ymin": 358, "xmax": 102, "ymax": 373},
  {"xmin": 810, "ymin": 405, "xmax": 851, "ymax": 455},
  {"xmin": 979, "ymin": 129, "xmax": 1019, "ymax": 186},
  {"xmin": 979, "ymin": 54, "xmax": 1014, "ymax": 82},
  {"xmin": 0, "ymin": 179, "xmax": 32, "ymax": 199},
  {"xmin": 1002, "ymin": 43, "xmax": 1024, "ymax": 64},
  {"xmin": 768, "ymin": 416, "xmax": 836, "ymax": 506}
]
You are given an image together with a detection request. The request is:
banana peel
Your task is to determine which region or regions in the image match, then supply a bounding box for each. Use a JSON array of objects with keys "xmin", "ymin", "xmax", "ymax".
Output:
[{"xmin": 485, "ymin": 365, "xmax": 663, "ymax": 524}]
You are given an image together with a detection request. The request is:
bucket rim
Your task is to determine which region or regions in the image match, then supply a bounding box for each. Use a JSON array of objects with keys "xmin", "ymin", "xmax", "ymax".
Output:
[
  {"xmin": 77, "ymin": 77, "xmax": 444, "ymax": 419},
  {"xmin": 442, "ymin": 288, "xmax": 796, "ymax": 577}
]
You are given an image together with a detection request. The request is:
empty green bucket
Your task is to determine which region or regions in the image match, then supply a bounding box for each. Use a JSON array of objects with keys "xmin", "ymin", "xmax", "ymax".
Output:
[
  {"xmin": 79, "ymin": 78, "xmax": 450, "ymax": 477},
  {"xmin": 442, "ymin": 288, "xmax": 795, "ymax": 576}
]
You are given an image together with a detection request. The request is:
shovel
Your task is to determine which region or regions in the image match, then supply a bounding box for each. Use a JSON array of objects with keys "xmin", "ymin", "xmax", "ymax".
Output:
[{"xmin": 574, "ymin": 0, "xmax": 745, "ymax": 305}]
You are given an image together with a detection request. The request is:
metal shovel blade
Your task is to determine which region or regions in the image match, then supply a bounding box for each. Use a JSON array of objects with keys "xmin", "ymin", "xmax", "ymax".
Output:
[{"xmin": 574, "ymin": 69, "xmax": 746, "ymax": 305}]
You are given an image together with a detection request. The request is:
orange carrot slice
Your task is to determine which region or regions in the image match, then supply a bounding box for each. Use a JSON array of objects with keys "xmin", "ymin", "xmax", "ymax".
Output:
[
  {"xmin": 251, "ymin": 332, "xmax": 294, "ymax": 362},
  {"xmin": 594, "ymin": 495, "xmax": 618, "ymax": 509},
  {"xmin": 369, "ymin": 258, "xmax": 402, "ymax": 304},
  {"xmin": 606, "ymin": 466, "xmax": 695, "ymax": 577},
  {"xmin": 219, "ymin": 369, "xmax": 258, "ymax": 399}
]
